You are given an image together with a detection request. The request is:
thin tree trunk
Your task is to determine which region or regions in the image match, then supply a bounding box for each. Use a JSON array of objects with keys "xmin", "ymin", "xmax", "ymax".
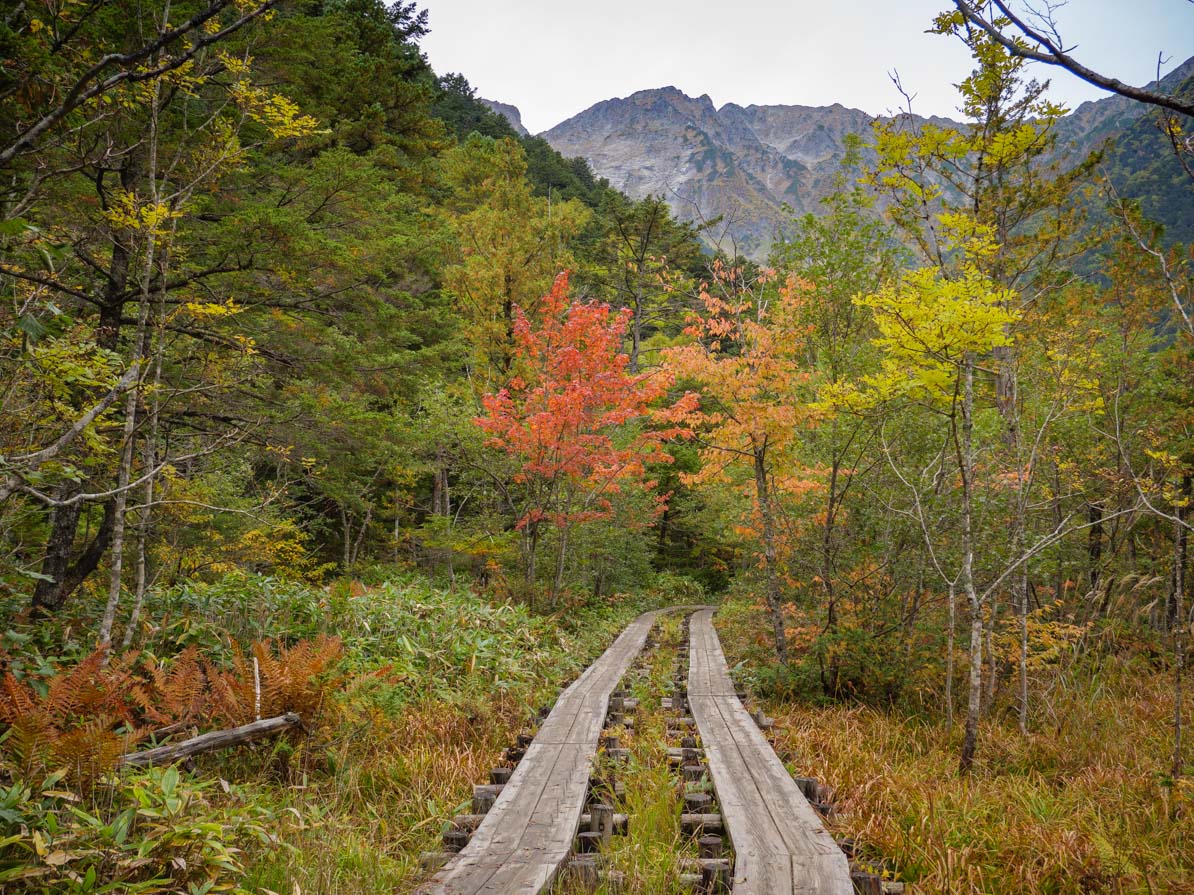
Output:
[
  {"xmin": 121, "ymin": 260, "xmax": 167, "ymax": 651},
  {"xmin": 656, "ymin": 504, "xmax": 671, "ymax": 554},
  {"xmin": 121, "ymin": 488, "xmax": 151, "ymax": 650},
  {"xmin": 1017, "ymin": 562, "xmax": 1029, "ymax": 734},
  {"xmin": 984, "ymin": 598, "xmax": 999, "ymax": 711},
  {"xmin": 905, "ymin": 564, "xmax": 924, "ymax": 662},
  {"xmin": 946, "ymin": 580, "xmax": 956, "ymax": 729},
  {"xmin": 552, "ymin": 523, "xmax": 569, "ymax": 602},
  {"xmin": 1053, "ymin": 462, "xmax": 1064, "ymax": 606},
  {"xmin": 340, "ymin": 505, "xmax": 352, "ymax": 571},
  {"xmin": 98, "ymin": 73, "xmax": 164, "ymax": 650},
  {"xmin": 822, "ymin": 455, "xmax": 840, "ymax": 695},
  {"xmin": 1089, "ymin": 500, "xmax": 1105, "ymax": 597},
  {"xmin": 1168, "ymin": 476, "xmax": 1189, "ymax": 631},
  {"xmin": 432, "ymin": 448, "xmax": 447, "ymax": 516},
  {"xmin": 963, "ymin": 588, "xmax": 984, "ymax": 772},
  {"xmin": 120, "ymin": 430, "xmax": 157, "ymax": 650},
  {"xmin": 97, "ymin": 242, "xmax": 154, "ymax": 647},
  {"xmin": 629, "ymin": 285, "xmax": 643, "ymax": 373},
  {"xmin": 393, "ymin": 484, "xmax": 402, "ymax": 563},
  {"xmin": 992, "ymin": 321, "xmax": 1016, "ymax": 443},
  {"xmin": 349, "ymin": 504, "xmax": 373, "ymax": 569},
  {"xmin": 437, "ymin": 454, "xmax": 452, "ymax": 580},
  {"xmin": 1173, "ymin": 473, "xmax": 1190, "ymax": 780},
  {"xmin": 753, "ymin": 442, "xmax": 789, "ymax": 666},
  {"xmin": 524, "ymin": 521, "xmax": 539, "ymax": 609},
  {"xmin": 97, "ymin": 397, "xmax": 139, "ymax": 647},
  {"xmin": 959, "ymin": 357, "xmax": 983, "ymax": 773},
  {"xmin": 1015, "ymin": 488, "xmax": 1030, "ymax": 733}
]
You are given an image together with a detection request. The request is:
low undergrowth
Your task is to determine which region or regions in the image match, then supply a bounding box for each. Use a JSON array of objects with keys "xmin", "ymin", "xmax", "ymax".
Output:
[
  {"xmin": 550, "ymin": 613, "xmax": 690, "ymax": 895},
  {"xmin": 1, "ymin": 572, "xmax": 665, "ymax": 893},
  {"xmin": 716, "ymin": 596, "xmax": 1194, "ymax": 895}
]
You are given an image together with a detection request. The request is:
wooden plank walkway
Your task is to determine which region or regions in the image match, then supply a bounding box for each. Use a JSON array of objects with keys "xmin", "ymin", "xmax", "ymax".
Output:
[
  {"xmin": 687, "ymin": 608, "xmax": 852, "ymax": 895},
  {"xmin": 415, "ymin": 608, "xmax": 668, "ymax": 895}
]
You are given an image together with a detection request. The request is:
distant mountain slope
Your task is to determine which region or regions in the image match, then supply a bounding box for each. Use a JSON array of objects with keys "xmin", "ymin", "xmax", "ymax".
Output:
[
  {"xmin": 526, "ymin": 57, "xmax": 1194, "ymax": 258},
  {"xmin": 540, "ymin": 88, "xmax": 966, "ymax": 258},
  {"xmin": 539, "ymin": 88, "xmax": 869, "ymax": 257},
  {"xmin": 481, "ymin": 98, "xmax": 529, "ymax": 136},
  {"xmin": 1061, "ymin": 57, "xmax": 1194, "ymax": 247}
]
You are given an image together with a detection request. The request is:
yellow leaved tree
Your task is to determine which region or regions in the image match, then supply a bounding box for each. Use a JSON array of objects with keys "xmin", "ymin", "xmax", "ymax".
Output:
[{"xmin": 822, "ymin": 213, "xmax": 1019, "ymax": 771}]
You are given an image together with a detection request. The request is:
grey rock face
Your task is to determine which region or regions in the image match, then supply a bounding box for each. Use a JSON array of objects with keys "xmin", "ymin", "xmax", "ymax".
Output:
[
  {"xmin": 543, "ymin": 88, "xmax": 944, "ymax": 258},
  {"xmin": 541, "ymin": 58, "xmax": 1194, "ymax": 259},
  {"xmin": 481, "ymin": 98, "xmax": 529, "ymax": 136}
]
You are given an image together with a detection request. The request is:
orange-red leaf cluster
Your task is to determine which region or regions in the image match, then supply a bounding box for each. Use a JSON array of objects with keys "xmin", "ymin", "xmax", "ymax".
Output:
[{"xmin": 477, "ymin": 272, "xmax": 696, "ymax": 530}]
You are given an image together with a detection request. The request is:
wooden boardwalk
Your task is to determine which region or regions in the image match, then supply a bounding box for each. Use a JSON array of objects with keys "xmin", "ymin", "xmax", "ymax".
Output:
[
  {"xmin": 415, "ymin": 608, "xmax": 667, "ymax": 895},
  {"xmin": 687, "ymin": 608, "xmax": 852, "ymax": 895}
]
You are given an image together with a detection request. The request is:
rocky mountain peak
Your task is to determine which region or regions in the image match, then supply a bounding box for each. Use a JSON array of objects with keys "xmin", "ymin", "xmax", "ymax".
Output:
[
  {"xmin": 537, "ymin": 57, "xmax": 1194, "ymax": 258},
  {"xmin": 480, "ymin": 98, "xmax": 528, "ymax": 136}
]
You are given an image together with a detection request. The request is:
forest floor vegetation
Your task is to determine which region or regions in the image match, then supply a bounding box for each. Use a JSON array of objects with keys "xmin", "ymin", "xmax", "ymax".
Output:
[
  {"xmin": 0, "ymin": 572, "xmax": 664, "ymax": 894},
  {"xmin": 716, "ymin": 596, "xmax": 1194, "ymax": 895}
]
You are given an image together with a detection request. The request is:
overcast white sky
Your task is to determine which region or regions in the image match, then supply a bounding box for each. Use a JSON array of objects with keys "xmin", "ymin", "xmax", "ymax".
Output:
[{"xmin": 419, "ymin": 0, "xmax": 1194, "ymax": 134}]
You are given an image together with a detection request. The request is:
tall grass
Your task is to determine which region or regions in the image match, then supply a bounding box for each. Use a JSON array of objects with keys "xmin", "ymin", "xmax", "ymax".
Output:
[
  {"xmin": 245, "ymin": 699, "xmax": 523, "ymax": 892},
  {"xmin": 233, "ymin": 579, "xmax": 656, "ymax": 893},
  {"xmin": 716, "ymin": 599, "xmax": 1193, "ymax": 895},
  {"xmin": 1, "ymin": 572, "xmax": 666, "ymax": 894}
]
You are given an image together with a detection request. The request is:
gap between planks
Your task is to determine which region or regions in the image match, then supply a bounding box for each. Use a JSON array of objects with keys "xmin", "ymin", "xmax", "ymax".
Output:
[{"xmin": 415, "ymin": 607, "xmax": 698, "ymax": 895}]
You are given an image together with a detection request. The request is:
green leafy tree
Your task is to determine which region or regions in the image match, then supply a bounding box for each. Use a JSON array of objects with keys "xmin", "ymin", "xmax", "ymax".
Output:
[
  {"xmin": 771, "ymin": 166, "xmax": 904, "ymax": 694},
  {"xmin": 439, "ymin": 135, "xmax": 589, "ymax": 388}
]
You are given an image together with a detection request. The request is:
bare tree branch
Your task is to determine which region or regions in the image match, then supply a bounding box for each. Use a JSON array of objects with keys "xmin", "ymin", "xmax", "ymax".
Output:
[
  {"xmin": 952, "ymin": 0, "xmax": 1194, "ymax": 118},
  {"xmin": 0, "ymin": 364, "xmax": 140, "ymax": 503}
]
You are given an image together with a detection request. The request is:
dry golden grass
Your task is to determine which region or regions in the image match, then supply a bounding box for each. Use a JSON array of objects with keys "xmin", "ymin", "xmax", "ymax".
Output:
[
  {"xmin": 246, "ymin": 693, "xmax": 530, "ymax": 893},
  {"xmin": 227, "ymin": 582, "xmax": 654, "ymax": 894},
  {"xmin": 717, "ymin": 604, "xmax": 1193, "ymax": 894}
]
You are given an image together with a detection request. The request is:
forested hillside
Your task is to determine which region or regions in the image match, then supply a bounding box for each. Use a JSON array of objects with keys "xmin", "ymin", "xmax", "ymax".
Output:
[{"xmin": 0, "ymin": 2, "xmax": 1190, "ymax": 893}]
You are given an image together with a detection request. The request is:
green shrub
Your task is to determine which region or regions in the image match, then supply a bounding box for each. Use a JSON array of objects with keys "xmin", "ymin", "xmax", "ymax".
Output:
[{"xmin": 0, "ymin": 766, "xmax": 282, "ymax": 894}]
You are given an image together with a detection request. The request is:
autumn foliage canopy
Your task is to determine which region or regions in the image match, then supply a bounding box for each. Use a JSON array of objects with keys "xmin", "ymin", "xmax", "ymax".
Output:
[{"xmin": 476, "ymin": 273, "xmax": 696, "ymax": 532}]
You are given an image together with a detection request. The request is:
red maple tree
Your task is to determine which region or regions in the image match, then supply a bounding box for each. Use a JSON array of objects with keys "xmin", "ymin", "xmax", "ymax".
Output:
[{"xmin": 476, "ymin": 272, "xmax": 695, "ymax": 598}]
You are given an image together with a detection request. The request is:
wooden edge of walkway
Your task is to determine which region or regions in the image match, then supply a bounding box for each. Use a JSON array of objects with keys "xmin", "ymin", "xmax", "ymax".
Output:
[
  {"xmin": 687, "ymin": 607, "xmax": 853, "ymax": 895},
  {"xmin": 416, "ymin": 604, "xmax": 709, "ymax": 895}
]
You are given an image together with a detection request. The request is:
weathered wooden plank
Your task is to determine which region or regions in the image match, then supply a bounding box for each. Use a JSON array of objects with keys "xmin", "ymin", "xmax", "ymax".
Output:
[
  {"xmin": 687, "ymin": 609, "xmax": 852, "ymax": 895},
  {"xmin": 118, "ymin": 712, "xmax": 300, "ymax": 768},
  {"xmin": 415, "ymin": 608, "xmax": 671, "ymax": 895}
]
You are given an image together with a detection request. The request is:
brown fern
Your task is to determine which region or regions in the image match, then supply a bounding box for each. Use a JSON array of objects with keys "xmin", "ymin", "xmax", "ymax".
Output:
[
  {"xmin": 131, "ymin": 646, "xmax": 209, "ymax": 726},
  {"xmin": 0, "ymin": 637, "xmax": 345, "ymax": 783},
  {"xmin": 0, "ymin": 650, "xmax": 148, "ymax": 783},
  {"xmin": 50, "ymin": 714, "xmax": 132, "ymax": 783},
  {"xmin": 250, "ymin": 635, "xmax": 343, "ymax": 720},
  {"xmin": 205, "ymin": 644, "xmax": 257, "ymax": 726}
]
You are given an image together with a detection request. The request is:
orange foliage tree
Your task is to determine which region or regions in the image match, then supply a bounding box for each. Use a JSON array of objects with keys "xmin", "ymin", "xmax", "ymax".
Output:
[
  {"xmin": 476, "ymin": 272, "xmax": 695, "ymax": 600},
  {"xmin": 665, "ymin": 262, "xmax": 820, "ymax": 663}
]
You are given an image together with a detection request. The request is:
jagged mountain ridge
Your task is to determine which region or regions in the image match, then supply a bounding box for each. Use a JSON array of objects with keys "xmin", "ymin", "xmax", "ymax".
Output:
[
  {"xmin": 482, "ymin": 58, "xmax": 1194, "ymax": 259},
  {"xmin": 544, "ymin": 88, "xmax": 899, "ymax": 257},
  {"xmin": 538, "ymin": 87, "xmax": 982, "ymax": 257}
]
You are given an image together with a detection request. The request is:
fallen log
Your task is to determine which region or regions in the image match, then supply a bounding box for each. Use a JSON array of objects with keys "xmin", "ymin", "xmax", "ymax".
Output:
[{"xmin": 119, "ymin": 712, "xmax": 301, "ymax": 768}]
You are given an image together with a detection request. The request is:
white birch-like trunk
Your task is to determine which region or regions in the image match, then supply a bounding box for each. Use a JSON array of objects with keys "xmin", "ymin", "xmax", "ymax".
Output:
[
  {"xmin": 959, "ymin": 355, "xmax": 983, "ymax": 773},
  {"xmin": 946, "ymin": 580, "xmax": 956, "ymax": 729},
  {"xmin": 98, "ymin": 76, "xmax": 162, "ymax": 650}
]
